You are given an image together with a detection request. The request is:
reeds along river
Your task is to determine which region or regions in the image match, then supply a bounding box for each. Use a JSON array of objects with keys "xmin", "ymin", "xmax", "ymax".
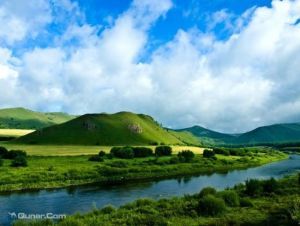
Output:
[{"xmin": 0, "ymin": 155, "xmax": 299, "ymax": 226}]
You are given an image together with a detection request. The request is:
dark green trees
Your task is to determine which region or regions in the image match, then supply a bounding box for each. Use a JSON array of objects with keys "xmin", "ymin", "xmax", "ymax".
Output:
[{"xmin": 155, "ymin": 146, "xmax": 172, "ymax": 156}]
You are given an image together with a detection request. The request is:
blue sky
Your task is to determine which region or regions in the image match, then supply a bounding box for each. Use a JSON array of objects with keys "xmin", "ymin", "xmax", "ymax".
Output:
[
  {"xmin": 0, "ymin": 0, "xmax": 300, "ymax": 132},
  {"xmin": 10, "ymin": 0, "xmax": 272, "ymax": 55}
]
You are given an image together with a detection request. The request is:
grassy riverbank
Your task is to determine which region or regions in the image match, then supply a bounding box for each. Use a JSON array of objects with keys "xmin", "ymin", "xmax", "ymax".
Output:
[
  {"xmin": 0, "ymin": 148, "xmax": 287, "ymax": 192},
  {"xmin": 13, "ymin": 173, "xmax": 300, "ymax": 226},
  {"xmin": 0, "ymin": 143, "xmax": 205, "ymax": 155}
]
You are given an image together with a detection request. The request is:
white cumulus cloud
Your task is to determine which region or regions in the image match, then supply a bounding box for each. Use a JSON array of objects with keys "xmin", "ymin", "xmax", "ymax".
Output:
[{"xmin": 1, "ymin": 0, "xmax": 300, "ymax": 133}]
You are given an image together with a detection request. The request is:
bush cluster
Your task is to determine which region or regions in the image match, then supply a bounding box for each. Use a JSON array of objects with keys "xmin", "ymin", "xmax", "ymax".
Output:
[
  {"xmin": 177, "ymin": 150, "xmax": 195, "ymax": 162},
  {"xmin": 0, "ymin": 146, "xmax": 28, "ymax": 167},
  {"xmin": 203, "ymin": 149, "xmax": 215, "ymax": 158},
  {"xmin": 110, "ymin": 147, "xmax": 154, "ymax": 159},
  {"xmin": 213, "ymin": 148, "xmax": 230, "ymax": 156},
  {"xmin": 110, "ymin": 147, "xmax": 134, "ymax": 159},
  {"xmin": 155, "ymin": 146, "xmax": 172, "ymax": 156},
  {"xmin": 245, "ymin": 178, "xmax": 278, "ymax": 196},
  {"xmin": 212, "ymin": 147, "xmax": 259, "ymax": 157},
  {"xmin": 132, "ymin": 147, "xmax": 153, "ymax": 158}
]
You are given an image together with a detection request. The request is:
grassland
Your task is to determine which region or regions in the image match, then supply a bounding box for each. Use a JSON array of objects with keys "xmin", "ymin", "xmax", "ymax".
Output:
[
  {"xmin": 0, "ymin": 129, "xmax": 34, "ymax": 137},
  {"xmin": 15, "ymin": 112, "xmax": 189, "ymax": 145},
  {"xmin": 0, "ymin": 107, "xmax": 75, "ymax": 129},
  {"xmin": 13, "ymin": 173, "xmax": 300, "ymax": 226},
  {"xmin": 0, "ymin": 148, "xmax": 286, "ymax": 192},
  {"xmin": 0, "ymin": 143, "xmax": 205, "ymax": 156}
]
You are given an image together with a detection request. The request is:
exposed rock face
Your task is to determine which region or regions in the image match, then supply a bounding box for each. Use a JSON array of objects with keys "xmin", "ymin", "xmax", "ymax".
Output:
[
  {"xmin": 128, "ymin": 124, "xmax": 143, "ymax": 134},
  {"xmin": 83, "ymin": 120, "xmax": 96, "ymax": 131}
]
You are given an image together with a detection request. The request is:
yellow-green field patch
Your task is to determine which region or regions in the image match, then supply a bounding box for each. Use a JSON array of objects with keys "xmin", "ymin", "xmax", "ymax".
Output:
[
  {"xmin": 0, "ymin": 129, "xmax": 34, "ymax": 137},
  {"xmin": 0, "ymin": 143, "xmax": 205, "ymax": 156}
]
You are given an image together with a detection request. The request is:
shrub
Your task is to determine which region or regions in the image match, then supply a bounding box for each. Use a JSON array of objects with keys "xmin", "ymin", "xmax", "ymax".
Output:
[
  {"xmin": 218, "ymin": 190, "xmax": 240, "ymax": 207},
  {"xmin": 287, "ymin": 197, "xmax": 300, "ymax": 224},
  {"xmin": 198, "ymin": 195, "xmax": 226, "ymax": 216},
  {"xmin": 109, "ymin": 160, "xmax": 128, "ymax": 168},
  {"xmin": 155, "ymin": 146, "xmax": 172, "ymax": 156},
  {"xmin": 245, "ymin": 179, "xmax": 262, "ymax": 196},
  {"xmin": 263, "ymin": 177, "xmax": 278, "ymax": 193},
  {"xmin": 100, "ymin": 205, "xmax": 116, "ymax": 214},
  {"xmin": 203, "ymin": 149, "xmax": 215, "ymax": 158},
  {"xmin": 213, "ymin": 148, "xmax": 230, "ymax": 156},
  {"xmin": 169, "ymin": 156, "xmax": 179, "ymax": 164},
  {"xmin": 48, "ymin": 166, "xmax": 55, "ymax": 171},
  {"xmin": 178, "ymin": 150, "xmax": 195, "ymax": 162},
  {"xmin": 98, "ymin": 150, "xmax": 106, "ymax": 157},
  {"xmin": 11, "ymin": 155, "xmax": 27, "ymax": 167},
  {"xmin": 199, "ymin": 187, "xmax": 217, "ymax": 198},
  {"xmin": 229, "ymin": 149, "xmax": 246, "ymax": 156},
  {"xmin": 5, "ymin": 150, "xmax": 27, "ymax": 159},
  {"xmin": 106, "ymin": 153, "xmax": 113, "ymax": 159},
  {"xmin": 97, "ymin": 166, "xmax": 127, "ymax": 176},
  {"xmin": 0, "ymin": 146, "xmax": 8, "ymax": 157},
  {"xmin": 89, "ymin": 155, "xmax": 104, "ymax": 162},
  {"xmin": 149, "ymin": 141, "xmax": 158, "ymax": 145},
  {"xmin": 110, "ymin": 147, "xmax": 134, "ymax": 159},
  {"xmin": 133, "ymin": 147, "xmax": 153, "ymax": 158},
  {"xmin": 240, "ymin": 197, "xmax": 254, "ymax": 207}
]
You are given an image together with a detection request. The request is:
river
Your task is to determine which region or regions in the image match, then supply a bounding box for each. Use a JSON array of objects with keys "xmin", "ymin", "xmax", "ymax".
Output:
[{"xmin": 0, "ymin": 155, "xmax": 299, "ymax": 225}]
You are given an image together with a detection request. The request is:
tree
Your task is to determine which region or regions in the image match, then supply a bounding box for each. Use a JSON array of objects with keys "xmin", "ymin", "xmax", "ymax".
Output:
[
  {"xmin": 11, "ymin": 155, "xmax": 27, "ymax": 167},
  {"xmin": 178, "ymin": 150, "xmax": 195, "ymax": 162},
  {"xmin": 218, "ymin": 190, "xmax": 240, "ymax": 207},
  {"xmin": 110, "ymin": 147, "xmax": 134, "ymax": 159},
  {"xmin": 5, "ymin": 150, "xmax": 27, "ymax": 159},
  {"xmin": 213, "ymin": 148, "xmax": 230, "ymax": 156},
  {"xmin": 155, "ymin": 146, "xmax": 172, "ymax": 156},
  {"xmin": 203, "ymin": 149, "xmax": 215, "ymax": 158},
  {"xmin": 198, "ymin": 195, "xmax": 226, "ymax": 216},
  {"xmin": 245, "ymin": 179, "xmax": 262, "ymax": 196},
  {"xmin": 89, "ymin": 155, "xmax": 104, "ymax": 162},
  {"xmin": 263, "ymin": 177, "xmax": 278, "ymax": 193},
  {"xmin": 98, "ymin": 150, "xmax": 106, "ymax": 157},
  {"xmin": 199, "ymin": 187, "xmax": 217, "ymax": 198},
  {"xmin": 133, "ymin": 147, "xmax": 153, "ymax": 158}
]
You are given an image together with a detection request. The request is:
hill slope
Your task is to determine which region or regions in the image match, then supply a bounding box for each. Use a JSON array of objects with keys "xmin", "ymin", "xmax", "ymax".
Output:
[
  {"xmin": 234, "ymin": 123, "xmax": 300, "ymax": 145},
  {"xmin": 175, "ymin": 125, "xmax": 236, "ymax": 144},
  {"xmin": 15, "ymin": 112, "xmax": 184, "ymax": 145},
  {"xmin": 177, "ymin": 123, "xmax": 300, "ymax": 146},
  {"xmin": 0, "ymin": 107, "xmax": 75, "ymax": 129}
]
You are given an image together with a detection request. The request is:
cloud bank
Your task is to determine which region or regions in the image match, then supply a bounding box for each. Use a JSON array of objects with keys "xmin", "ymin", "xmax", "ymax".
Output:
[{"xmin": 0, "ymin": 0, "xmax": 300, "ymax": 132}]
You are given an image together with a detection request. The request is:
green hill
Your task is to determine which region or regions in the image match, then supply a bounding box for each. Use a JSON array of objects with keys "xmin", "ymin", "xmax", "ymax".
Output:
[
  {"xmin": 0, "ymin": 107, "xmax": 75, "ymax": 129},
  {"xmin": 15, "ymin": 112, "xmax": 185, "ymax": 145},
  {"xmin": 177, "ymin": 123, "xmax": 300, "ymax": 146},
  {"xmin": 234, "ymin": 123, "xmax": 300, "ymax": 145},
  {"xmin": 174, "ymin": 125, "xmax": 235, "ymax": 145}
]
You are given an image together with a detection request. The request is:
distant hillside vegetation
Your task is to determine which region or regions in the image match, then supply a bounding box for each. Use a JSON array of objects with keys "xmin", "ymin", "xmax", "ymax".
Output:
[
  {"xmin": 234, "ymin": 123, "xmax": 300, "ymax": 145},
  {"xmin": 15, "ymin": 112, "xmax": 186, "ymax": 145},
  {"xmin": 174, "ymin": 125, "xmax": 236, "ymax": 144},
  {"xmin": 0, "ymin": 107, "xmax": 75, "ymax": 129},
  {"xmin": 178, "ymin": 123, "xmax": 300, "ymax": 146}
]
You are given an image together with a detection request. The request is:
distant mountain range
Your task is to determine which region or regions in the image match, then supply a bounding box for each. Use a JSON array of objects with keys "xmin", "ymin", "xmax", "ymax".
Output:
[
  {"xmin": 176, "ymin": 123, "xmax": 300, "ymax": 146},
  {"xmin": 2, "ymin": 107, "xmax": 300, "ymax": 146}
]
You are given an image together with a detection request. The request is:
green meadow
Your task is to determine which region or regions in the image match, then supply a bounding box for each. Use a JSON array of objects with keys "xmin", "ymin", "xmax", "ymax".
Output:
[
  {"xmin": 0, "ymin": 143, "xmax": 205, "ymax": 156},
  {"xmin": 0, "ymin": 146, "xmax": 286, "ymax": 192}
]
